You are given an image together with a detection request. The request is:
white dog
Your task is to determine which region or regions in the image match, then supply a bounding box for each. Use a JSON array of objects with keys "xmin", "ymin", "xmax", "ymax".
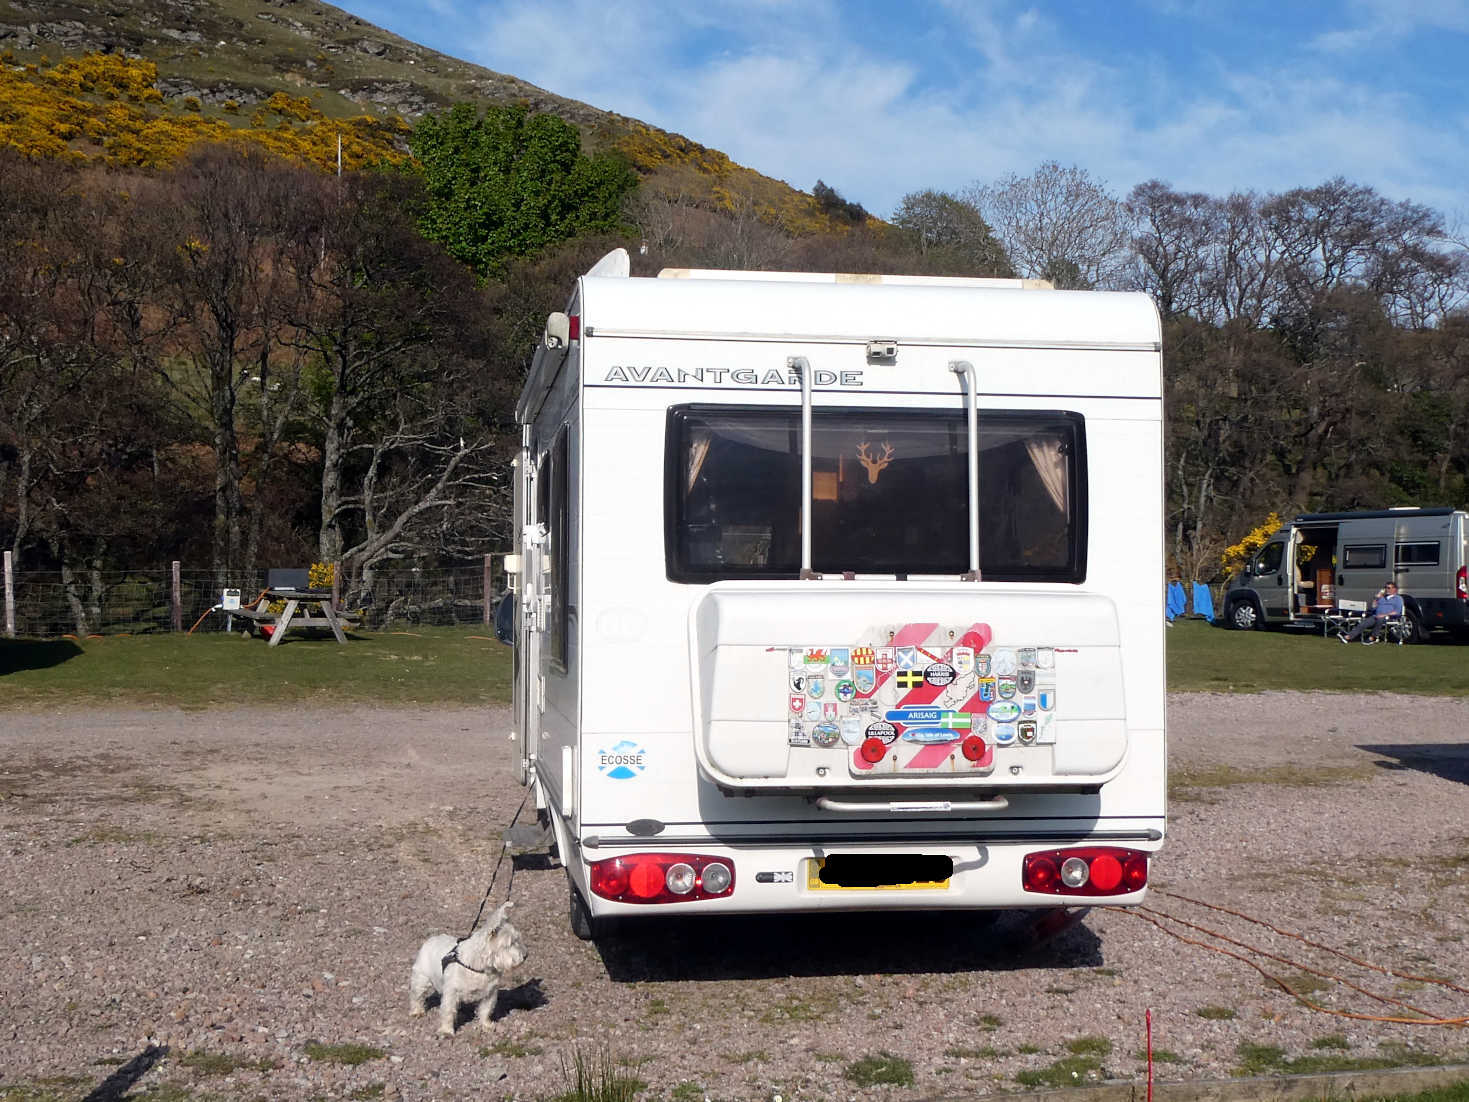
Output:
[{"xmin": 409, "ymin": 901, "xmax": 527, "ymax": 1036}]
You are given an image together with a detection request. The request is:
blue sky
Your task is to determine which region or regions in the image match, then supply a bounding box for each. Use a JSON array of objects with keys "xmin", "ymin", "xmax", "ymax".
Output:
[{"xmin": 335, "ymin": 0, "xmax": 1469, "ymax": 222}]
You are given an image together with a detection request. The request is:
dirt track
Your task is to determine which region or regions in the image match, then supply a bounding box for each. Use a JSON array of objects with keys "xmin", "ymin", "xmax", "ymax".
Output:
[{"xmin": 1, "ymin": 695, "xmax": 1467, "ymax": 1100}]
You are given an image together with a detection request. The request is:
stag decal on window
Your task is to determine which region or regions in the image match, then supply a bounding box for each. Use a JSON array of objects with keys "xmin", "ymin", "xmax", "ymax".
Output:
[{"xmin": 856, "ymin": 441, "xmax": 894, "ymax": 484}]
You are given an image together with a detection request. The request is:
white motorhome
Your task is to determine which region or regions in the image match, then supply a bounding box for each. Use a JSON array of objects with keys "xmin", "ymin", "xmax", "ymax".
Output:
[{"xmin": 500, "ymin": 251, "xmax": 1166, "ymax": 939}]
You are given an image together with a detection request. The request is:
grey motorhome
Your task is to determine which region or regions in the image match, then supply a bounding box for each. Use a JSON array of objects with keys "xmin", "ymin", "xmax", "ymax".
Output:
[{"xmin": 1222, "ymin": 508, "xmax": 1469, "ymax": 638}]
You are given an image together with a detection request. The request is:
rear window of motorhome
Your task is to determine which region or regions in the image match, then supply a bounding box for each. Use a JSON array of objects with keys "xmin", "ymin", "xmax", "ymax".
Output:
[
  {"xmin": 1343, "ymin": 544, "xmax": 1387, "ymax": 569},
  {"xmin": 665, "ymin": 406, "xmax": 1085, "ymax": 582}
]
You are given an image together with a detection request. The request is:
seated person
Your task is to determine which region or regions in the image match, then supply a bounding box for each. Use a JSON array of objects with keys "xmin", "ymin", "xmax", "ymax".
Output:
[{"xmin": 1339, "ymin": 582, "xmax": 1404, "ymax": 644}]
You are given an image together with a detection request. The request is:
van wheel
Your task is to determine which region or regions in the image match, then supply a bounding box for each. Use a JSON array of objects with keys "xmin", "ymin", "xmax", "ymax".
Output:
[
  {"xmin": 1228, "ymin": 599, "xmax": 1261, "ymax": 631},
  {"xmin": 1406, "ymin": 609, "xmax": 1428, "ymax": 644},
  {"xmin": 569, "ymin": 880, "xmax": 602, "ymax": 942}
]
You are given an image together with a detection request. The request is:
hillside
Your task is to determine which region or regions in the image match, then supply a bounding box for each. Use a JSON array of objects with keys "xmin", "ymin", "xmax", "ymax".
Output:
[{"xmin": 0, "ymin": 0, "xmax": 839, "ymax": 230}]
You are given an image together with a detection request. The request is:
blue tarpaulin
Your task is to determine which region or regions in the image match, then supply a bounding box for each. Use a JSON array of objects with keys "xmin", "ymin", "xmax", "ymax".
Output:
[
  {"xmin": 1191, "ymin": 582, "xmax": 1215, "ymax": 623},
  {"xmin": 1166, "ymin": 581, "xmax": 1187, "ymax": 621}
]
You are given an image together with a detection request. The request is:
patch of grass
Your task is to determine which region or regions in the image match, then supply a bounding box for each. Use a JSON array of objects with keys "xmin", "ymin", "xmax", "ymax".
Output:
[
  {"xmin": 1043, "ymin": 985, "xmax": 1076, "ymax": 995},
  {"xmin": 0, "ymin": 1078, "xmax": 92, "ymax": 1102},
  {"xmin": 645, "ymin": 997, "xmax": 669, "ymax": 1017},
  {"xmin": 480, "ymin": 1040, "xmax": 544, "ymax": 1058},
  {"xmin": 1165, "ymin": 618, "xmax": 1469, "ymax": 695},
  {"xmin": 757, "ymin": 991, "xmax": 838, "ymax": 1025},
  {"xmin": 1312, "ymin": 1033, "xmax": 1351, "ymax": 1050},
  {"xmin": 0, "ymin": 628, "xmax": 508, "ymax": 709},
  {"xmin": 302, "ymin": 1041, "xmax": 386, "ymax": 1066},
  {"xmin": 844, "ymin": 1053, "xmax": 914, "ymax": 1088},
  {"xmin": 945, "ymin": 1045, "xmax": 1001, "ymax": 1059},
  {"xmin": 548, "ymin": 1048, "xmax": 646, "ymax": 1102},
  {"xmin": 1016, "ymin": 1055, "xmax": 1108, "ymax": 1088},
  {"xmin": 1133, "ymin": 1048, "xmax": 1181, "ymax": 1063},
  {"xmin": 1065, "ymin": 1036, "xmax": 1112, "ymax": 1057},
  {"xmin": 1196, "ymin": 1005, "xmax": 1238, "ymax": 1020},
  {"xmin": 1231, "ymin": 1040, "xmax": 1431, "ymax": 1077},
  {"xmin": 669, "ymin": 1084, "xmax": 703, "ymax": 1102},
  {"xmin": 977, "ymin": 1013, "xmax": 1003, "ymax": 1030},
  {"xmin": 348, "ymin": 1085, "xmax": 385, "ymax": 1101},
  {"xmin": 1017, "ymin": 1043, "xmax": 1042, "ymax": 1055},
  {"xmin": 177, "ymin": 1049, "xmax": 266, "ymax": 1075},
  {"xmin": 1268, "ymin": 969, "xmax": 1332, "ymax": 996},
  {"xmin": 67, "ymin": 825, "xmax": 160, "ymax": 846},
  {"xmin": 1172, "ymin": 762, "xmax": 1376, "ymax": 795}
]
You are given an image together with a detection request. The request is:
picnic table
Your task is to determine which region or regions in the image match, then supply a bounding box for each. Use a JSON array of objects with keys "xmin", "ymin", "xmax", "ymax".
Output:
[{"xmin": 229, "ymin": 588, "xmax": 357, "ymax": 646}]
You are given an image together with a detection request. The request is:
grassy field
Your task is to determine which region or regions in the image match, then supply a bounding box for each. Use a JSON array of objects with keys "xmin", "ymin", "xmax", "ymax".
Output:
[
  {"xmin": 0, "ymin": 626, "xmax": 510, "ymax": 709},
  {"xmin": 2, "ymin": 617, "xmax": 1466, "ymax": 709},
  {"xmin": 1165, "ymin": 617, "xmax": 1469, "ymax": 695}
]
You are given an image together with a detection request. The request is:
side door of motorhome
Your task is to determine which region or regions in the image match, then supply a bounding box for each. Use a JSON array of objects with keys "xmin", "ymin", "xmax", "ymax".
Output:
[
  {"xmin": 1335, "ymin": 517, "xmax": 1397, "ymax": 607},
  {"xmin": 512, "ymin": 449, "xmax": 545, "ymax": 787},
  {"xmin": 1393, "ymin": 518, "xmax": 1451, "ymax": 603}
]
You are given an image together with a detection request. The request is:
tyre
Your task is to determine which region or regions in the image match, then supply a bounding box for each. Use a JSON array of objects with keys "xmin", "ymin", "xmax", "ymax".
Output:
[
  {"xmin": 1406, "ymin": 609, "xmax": 1428, "ymax": 644},
  {"xmin": 568, "ymin": 879, "xmax": 601, "ymax": 942},
  {"xmin": 1228, "ymin": 599, "xmax": 1261, "ymax": 631}
]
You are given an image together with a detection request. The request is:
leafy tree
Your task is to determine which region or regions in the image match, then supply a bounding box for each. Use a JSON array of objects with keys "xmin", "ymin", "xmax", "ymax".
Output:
[
  {"xmin": 410, "ymin": 103, "xmax": 637, "ymax": 277},
  {"xmin": 812, "ymin": 179, "xmax": 869, "ymax": 225},
  {"xmin": 891, "ymin": 189, "xmax": 1012, "ymax": 276}
]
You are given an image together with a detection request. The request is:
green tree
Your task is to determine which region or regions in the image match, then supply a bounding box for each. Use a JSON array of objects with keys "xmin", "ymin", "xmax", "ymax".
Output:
[
  {"xmin": 410, "ymin": 103, "xmax": 636, "ymax": 277},
  {"xmin": 891, "ymin": 189, "xmax": 1012, "ymax": 276}
]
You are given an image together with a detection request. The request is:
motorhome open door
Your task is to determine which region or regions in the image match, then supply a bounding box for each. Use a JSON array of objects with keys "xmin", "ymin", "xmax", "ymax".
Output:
[{"xmin": 513, "ymin": 455, "xmax": 546, "ymax": 789}]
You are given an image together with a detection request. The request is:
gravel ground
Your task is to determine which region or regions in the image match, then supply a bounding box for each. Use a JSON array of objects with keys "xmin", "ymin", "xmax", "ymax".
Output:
[{"xmin": 2, "ymin": 693, "xmax": 1467, "ymax": 1101}]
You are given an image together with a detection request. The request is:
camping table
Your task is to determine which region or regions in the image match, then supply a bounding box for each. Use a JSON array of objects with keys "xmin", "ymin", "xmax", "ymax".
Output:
[{"xmin": 232, "ymin": 588, "xmax": 354, "ymax": 646}]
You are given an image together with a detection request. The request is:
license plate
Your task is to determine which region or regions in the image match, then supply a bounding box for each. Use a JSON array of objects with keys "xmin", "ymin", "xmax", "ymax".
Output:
[{"xmin": 806, "ymin": 854, "xmax": 952, "ymax": 891}]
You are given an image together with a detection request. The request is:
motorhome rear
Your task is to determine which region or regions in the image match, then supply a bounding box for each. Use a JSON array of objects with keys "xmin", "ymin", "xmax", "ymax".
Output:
[
  {"xmin": 502, "ymin": 251, "xmax": 1166, "ymax": 938},
  {"xmin": 1223, "ymin": 508, "xmax": 1469, "ymax": 638}
]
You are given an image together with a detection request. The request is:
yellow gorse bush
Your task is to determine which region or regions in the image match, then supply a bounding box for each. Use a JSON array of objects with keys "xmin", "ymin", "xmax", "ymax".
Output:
[
  {"xmin": 1220, "ymin": 512, "xmax": 1282, "ymax": 576},
  {"xmin": 0, "ymin": 52, "xmax": 411, "ymax": 171}
]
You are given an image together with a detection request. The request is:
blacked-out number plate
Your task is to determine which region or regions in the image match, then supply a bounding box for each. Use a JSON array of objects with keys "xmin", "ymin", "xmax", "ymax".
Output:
[{"xmin": 808, "ymin": 854, "xmax": 953, "ymax": 891}]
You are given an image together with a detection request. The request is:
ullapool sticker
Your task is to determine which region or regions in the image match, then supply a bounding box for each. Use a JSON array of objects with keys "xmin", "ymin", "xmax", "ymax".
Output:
[{"xmin": 598, "ymin": 740, "xmax": 648, "ymax": 780}]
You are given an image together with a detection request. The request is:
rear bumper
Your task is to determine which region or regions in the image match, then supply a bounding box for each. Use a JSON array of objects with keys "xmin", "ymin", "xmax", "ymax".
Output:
[{"xmin": 571, "ymin": 832, "xmax": 1162, "ymax": 918}]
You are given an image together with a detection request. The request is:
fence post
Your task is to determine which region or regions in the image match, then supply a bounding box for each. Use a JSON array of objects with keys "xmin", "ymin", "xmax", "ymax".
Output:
[
  {"xmin": 483, "ymin": 554, "xmax": 494, "ymax": 626},
  {"xmin": 171, "ymin": 560, "xmax": 182, "ymax": 632},
  {"xmin": 3, "ymin": 550, "xmax": 13, "ymax": 638},
  {"xmin": 332, "ymin": 560, "xmax": 341, "ymax": 610}
]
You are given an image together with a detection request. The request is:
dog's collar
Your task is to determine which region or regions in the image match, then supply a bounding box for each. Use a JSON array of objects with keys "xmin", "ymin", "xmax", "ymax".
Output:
[{"xmin": 440, "ymin": 939, "xmax": 492, "ymax": 975}]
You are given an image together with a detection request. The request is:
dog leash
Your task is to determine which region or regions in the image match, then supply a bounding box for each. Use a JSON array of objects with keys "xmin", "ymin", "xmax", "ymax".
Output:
[{"xmin": 440, "ymin": 787, "xmax": 531, "ymax": 974}]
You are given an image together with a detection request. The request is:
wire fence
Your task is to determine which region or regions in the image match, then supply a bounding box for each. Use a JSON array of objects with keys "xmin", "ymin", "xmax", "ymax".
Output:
[{"xmin": 1, "ymin": 559, "xmax": 510, "ymax": 639}]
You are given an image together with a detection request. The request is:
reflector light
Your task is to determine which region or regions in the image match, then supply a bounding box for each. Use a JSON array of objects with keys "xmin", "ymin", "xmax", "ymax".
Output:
[
  {"xmin": 587, "ymin": 853, "xmax": 736, "ymax": 905},
  {"xmin": 568, "ymin": 314, "xmax": 581, "ymax": 341},
  {"xmin": 961, "ymin": 735, "xmax": 987, "ymax": 762},
  {"xmin": 860, "ymin": 737, "xmax": 888, "ymax": 763},
  {"xmin": 1022, "ymin": 847, "xmax": 1149, "ymax": 897},
  {"xmin": 1023, "ymin": 855, "xmax": 1059, "ymax": 892},
  {"xmin": 665, "ymin": 862, "xmax": 696, "ymax": 895}
]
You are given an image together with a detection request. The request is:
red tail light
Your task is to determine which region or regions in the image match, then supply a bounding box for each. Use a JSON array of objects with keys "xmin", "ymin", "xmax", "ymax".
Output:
[
  {"xmin": 1022, "ymin": 847, "xmax": 1148, "ymax": 896},
  {"xmin": 1457, "ymin": 566, "xmax": 1467, "ymax": 599},
  {"xmin": 568, "ymin": 314, "xmax": 581, "ymax": 341},
  {"xmin": 588, "ymin": 853, "xmax": 735, "ymax": 905}
]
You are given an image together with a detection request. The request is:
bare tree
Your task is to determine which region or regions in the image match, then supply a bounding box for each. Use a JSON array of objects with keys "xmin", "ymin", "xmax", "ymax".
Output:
[
  {"xmin": 967, "ymin": 162, "xmax": 1130, "ymax": 289},
  {"xmin": 280, "ymin": 169, "xmax": 506, "ymax": 597}
]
